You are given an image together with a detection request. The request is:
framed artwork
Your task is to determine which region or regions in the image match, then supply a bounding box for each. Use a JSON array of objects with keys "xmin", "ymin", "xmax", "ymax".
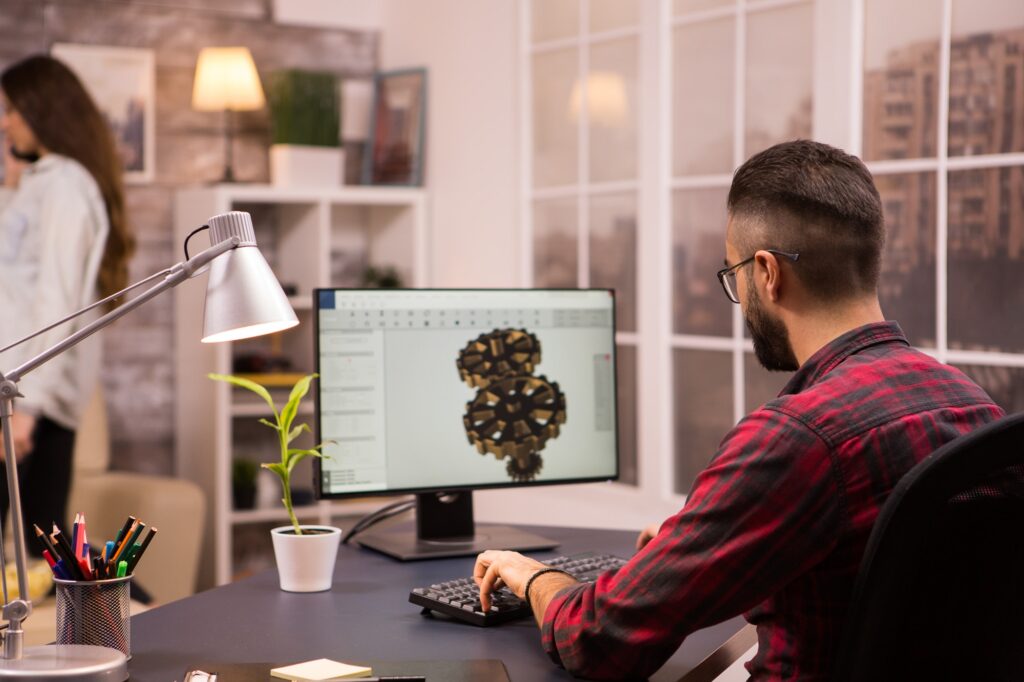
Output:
[
  {"xmin": 362, "ymin": 68, "xmax": 427, "ymax": 186},
  {"xmin": 51, "ymin": 43, "xmax": 156, "ymax": 183}
]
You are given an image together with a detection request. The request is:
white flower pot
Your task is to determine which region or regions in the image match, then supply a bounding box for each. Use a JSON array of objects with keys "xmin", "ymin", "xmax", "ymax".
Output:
[
  {"xmin": 270, "ymin": 525, "xmax": 342, "ymax": 592},
  {"xmin": 269, "ymin": 144, "xmax": 343, "ymax": 187}
]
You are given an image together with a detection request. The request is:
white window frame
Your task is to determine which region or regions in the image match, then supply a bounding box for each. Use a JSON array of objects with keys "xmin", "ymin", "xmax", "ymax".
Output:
[{"xmin": 478, "ymin": 0, "xmax": 1023, "ymax": 533}]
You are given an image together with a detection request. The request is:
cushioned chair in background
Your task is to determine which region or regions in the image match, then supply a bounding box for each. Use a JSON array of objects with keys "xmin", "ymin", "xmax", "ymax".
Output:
[
  {"xmin": 21, "ymin": 387, "xmax": 206, "ymax": 645},
  {"xmin": 832, "ymin": 412, "xmax": 1024, "ymax": 682}
]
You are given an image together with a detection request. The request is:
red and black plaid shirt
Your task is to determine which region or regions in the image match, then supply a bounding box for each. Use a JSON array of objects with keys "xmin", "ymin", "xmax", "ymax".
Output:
[{"xmin": 541, "ymin": 322, "xmax": 1004, "ymax": 680}]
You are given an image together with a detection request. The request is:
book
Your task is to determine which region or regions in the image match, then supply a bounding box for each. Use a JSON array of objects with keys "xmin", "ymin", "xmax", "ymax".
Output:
[{"xmin": 269, "ymin": 658, "xmax": 372, "ymax": 681}]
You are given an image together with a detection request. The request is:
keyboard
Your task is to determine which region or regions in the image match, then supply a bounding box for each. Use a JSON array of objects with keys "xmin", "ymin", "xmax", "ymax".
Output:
[{"xmin": 409, "ymin": 551, "xmax": 628, "ymax": 626}]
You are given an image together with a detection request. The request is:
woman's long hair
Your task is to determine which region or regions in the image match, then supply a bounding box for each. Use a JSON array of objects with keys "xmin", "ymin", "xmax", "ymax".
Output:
[{"xmin": 1, "ymin": 54, "xmax": 135, "ymax": 303}]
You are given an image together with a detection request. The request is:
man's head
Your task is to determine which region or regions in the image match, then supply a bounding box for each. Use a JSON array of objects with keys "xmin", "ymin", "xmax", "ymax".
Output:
[{"xmin": 724, "ymin": 140, "xmax": 885, "ymax": 371}]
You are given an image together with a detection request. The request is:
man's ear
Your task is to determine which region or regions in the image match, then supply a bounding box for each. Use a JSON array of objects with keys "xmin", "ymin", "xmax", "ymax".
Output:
[{"xmin": 754, "ymin": 251, "xmax": 783, "ymax": 303}]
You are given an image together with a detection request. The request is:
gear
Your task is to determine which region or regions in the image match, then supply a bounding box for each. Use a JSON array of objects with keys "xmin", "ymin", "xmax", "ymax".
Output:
[
  {"xmin": 456, "ymin": 328, "xmax": 541, "ymax": 388},
  {"xmin": 462, "ymin": 375, "xmax": 567, "ymax": 461},
  {"xmin": 506, "ymin": 453, "xmax": 543, "ymax": 482}
]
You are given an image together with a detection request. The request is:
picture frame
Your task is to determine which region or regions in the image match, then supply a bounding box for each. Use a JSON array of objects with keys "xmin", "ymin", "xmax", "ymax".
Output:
[
  {"xmin": 362, "ymin": 68, "xmax": 427, "ymax": 186},
  {"xmin": 51, "ymin": 43, "xmax": 156, "ymax": 184}
]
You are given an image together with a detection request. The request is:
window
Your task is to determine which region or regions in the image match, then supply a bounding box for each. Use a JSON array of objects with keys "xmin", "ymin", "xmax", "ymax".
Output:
[{"xmin": 519, "ymin": 0, "xmax": 1022, "ymax": 528}]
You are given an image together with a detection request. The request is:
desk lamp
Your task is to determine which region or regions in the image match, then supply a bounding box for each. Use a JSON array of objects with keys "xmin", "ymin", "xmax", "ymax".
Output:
[{"xmin": 0, "ymin": 210, "xmax": 297, "ymax": 680}]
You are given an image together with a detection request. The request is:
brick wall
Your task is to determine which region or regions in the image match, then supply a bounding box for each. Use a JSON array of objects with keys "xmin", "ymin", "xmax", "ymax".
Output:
[{"xmin": 0, "ymin": 0, "xmax": 377, "ymax": 473}]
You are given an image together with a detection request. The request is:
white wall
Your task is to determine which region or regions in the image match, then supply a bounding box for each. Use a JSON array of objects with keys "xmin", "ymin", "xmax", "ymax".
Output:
[{"xmin": 378, "ymin": 0, "xmax": 520, "ymax": 287}]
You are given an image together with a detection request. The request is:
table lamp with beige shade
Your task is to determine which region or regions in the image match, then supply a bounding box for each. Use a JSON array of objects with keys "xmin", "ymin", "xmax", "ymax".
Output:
[{"xmin": 192, "ymin": 46, "xmax": 266, "ymax": 182}]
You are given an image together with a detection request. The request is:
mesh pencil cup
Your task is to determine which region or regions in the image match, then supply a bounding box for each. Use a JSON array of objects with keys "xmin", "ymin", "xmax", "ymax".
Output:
[{"xmin": 54, "ymin": 575, "xmax": 132, "ymax": 658}]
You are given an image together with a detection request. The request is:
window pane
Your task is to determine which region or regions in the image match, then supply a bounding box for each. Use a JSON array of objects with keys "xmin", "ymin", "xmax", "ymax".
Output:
[
  {"xmin": 532, "ymin": 0, "xmax": 579, "ymax": 43},
  {"xmin": 672, "ymin": 188, "xmax": 731, "ymax": 336},
  {"xmin": 948, "ymin": 166, "xmax": 1024, "ymax": 352},
  {"xmin": 588, "ymin": 38, "xmax": 639, "ymax": 182},
  {"xmin": 591, "ymin": 0, "xmax": 639, "ymax": 32},
  {"xmin": 674, "ymin": 0, "xmax": 734, "ymax": 15},
  {"xmin": 616, "ymin": 344, "xmax": 638, "ymax": 486},
  {"xmin": 744, "ymin": 353, "xmax": 792, "ymax": 414},
  {"xmin": 533, "ymin": 198, "xmax": 578, "ymax": 287},
  {"xmin": 863, "ymin": 0, "xmax": 942, "ymax": 161},
  {"xmin": 673, "ymin": 18, "xmax": 735, "ymax": 175},
  {"xmin": 876, "ymin": 172, "xmax": 937, "ymax": 348},
  {"xmin": 533, "ymin": 49, "xmax": 579, "ymax": 187},
  {"xmin": 590, "ymin": 193, "xmax": 638, "ymax": 332},
  {"xmin": 745, "ymin": 3, "xmax": 813, "ymax": 158},
  {"xmin": 674, "ymin": 349, "xmax": 733, "ymax": 495},
  {"xmin": 954, "ymin": 365, "xmax": 1024, "ymax": 414},
  {"xmin": 949, "ymin": 0, "xmax": 1024, "ymax": 156}
]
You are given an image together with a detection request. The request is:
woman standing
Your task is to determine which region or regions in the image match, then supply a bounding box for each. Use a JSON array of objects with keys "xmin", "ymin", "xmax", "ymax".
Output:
[{"xmin": 0, "ymin": 54, "xmax": 135, "ymax": 541}]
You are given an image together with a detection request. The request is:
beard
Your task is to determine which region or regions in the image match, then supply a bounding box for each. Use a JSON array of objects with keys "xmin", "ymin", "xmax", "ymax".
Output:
[{"xmin": 745, "ymin": 281, "xmax": 799, "ymax": 372}]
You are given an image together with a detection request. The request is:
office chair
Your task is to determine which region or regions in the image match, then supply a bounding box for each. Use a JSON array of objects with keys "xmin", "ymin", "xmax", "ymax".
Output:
[{"xmin": 832, "ymin": 412, "xmax": 1024, "ymax": 682}]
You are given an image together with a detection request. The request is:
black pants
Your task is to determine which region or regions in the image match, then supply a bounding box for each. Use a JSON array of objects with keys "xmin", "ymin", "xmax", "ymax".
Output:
[{"xmin": 0, "ymin": 416, "xmax": 74, "ymax": 547}]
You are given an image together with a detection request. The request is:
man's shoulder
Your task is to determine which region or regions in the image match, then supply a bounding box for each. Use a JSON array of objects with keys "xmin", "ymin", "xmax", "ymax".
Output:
[{"xmin": 765, "ymin": 344, "xmax": 996, "ymax": 445}]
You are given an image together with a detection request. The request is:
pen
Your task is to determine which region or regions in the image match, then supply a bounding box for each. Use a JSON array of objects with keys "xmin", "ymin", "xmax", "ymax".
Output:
[
  {"xmin": 33, "ymin": 524, "xmax": 57, "ymax": 558},
  {"xmin": 116, "ymin": 560, "xmax": 128, "ymax": 578},
  {"xmin": 127, "ymin": 527, "xmax": 157, "ymax": 573}
]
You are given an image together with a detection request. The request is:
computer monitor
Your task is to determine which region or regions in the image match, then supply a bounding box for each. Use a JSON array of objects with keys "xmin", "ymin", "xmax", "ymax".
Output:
[{"xmin": 314, "ymin": 288, "xmax": 619, "ymax": 560}]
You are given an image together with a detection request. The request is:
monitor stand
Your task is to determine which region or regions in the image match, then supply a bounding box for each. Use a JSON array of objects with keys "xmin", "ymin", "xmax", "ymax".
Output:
[{"xmin": 356, "ymin": 491, "xmax": 559, "ymax": 561}]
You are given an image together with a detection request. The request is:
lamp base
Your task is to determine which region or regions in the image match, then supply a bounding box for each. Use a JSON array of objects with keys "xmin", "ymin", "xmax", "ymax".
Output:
[{"xmin": 0, "ymin": 644, "xmax": 127, "ymax": 680}]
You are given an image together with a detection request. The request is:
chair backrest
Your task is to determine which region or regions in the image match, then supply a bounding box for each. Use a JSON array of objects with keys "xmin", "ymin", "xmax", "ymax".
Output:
[{"xmin": 833, "ymin": 412, "xmax": 1024, "ymax": 682}]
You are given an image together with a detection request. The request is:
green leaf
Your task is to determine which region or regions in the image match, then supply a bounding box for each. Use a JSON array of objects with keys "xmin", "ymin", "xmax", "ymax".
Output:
[
  {"xmin": 285, "ymin": 447, "xmax": 324, "ymax": 474},
  {"xmin": 209, "ymin": 373, "xmax": 278, "ymax": 419},
  {"xmin": 262, "ymin": 462, "xmax": 287, "ymax": 480},
  {"xmin": 280, "ymin": 373, "xmax": 316, "ymax": 435},
  {"xmin": 287, "ymin": 423, "xmax": 311, "ymax": 445},
  {"xmin": 258, "ymin": 418, "xmax": 280, "ymax": 431}
]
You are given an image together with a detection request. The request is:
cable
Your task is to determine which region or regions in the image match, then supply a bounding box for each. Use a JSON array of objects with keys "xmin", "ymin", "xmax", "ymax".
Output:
[{"xmin": 341, "ymin": 499, "xmax": 417, "ymax": 544}]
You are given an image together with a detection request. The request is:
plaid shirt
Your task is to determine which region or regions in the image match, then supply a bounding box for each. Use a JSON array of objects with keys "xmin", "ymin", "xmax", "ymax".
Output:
[{"xmin": 541, "ymin": 322, "xmax": 1003, "ymax": 680}]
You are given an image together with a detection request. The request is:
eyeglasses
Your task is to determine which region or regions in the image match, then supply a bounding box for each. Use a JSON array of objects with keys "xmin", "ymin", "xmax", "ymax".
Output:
[{"xmin": 716, "ymin": 250, "xmax": 800, "ymax": 304}]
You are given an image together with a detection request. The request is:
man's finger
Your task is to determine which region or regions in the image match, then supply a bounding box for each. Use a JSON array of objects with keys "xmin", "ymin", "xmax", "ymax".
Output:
[{"xmin": 479, "ymin": 561, "xmax": 503, "ymax": 611}]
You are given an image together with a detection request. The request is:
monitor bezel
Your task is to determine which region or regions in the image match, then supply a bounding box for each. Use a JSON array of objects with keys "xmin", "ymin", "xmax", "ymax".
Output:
[{"xmin": 312, "ymin": 287, "xmax": 621, "ymax": 500}]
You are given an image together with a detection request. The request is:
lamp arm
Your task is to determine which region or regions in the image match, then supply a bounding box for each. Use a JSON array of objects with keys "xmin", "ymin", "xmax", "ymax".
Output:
[
  {"xmin": 4, "ymin": 235, "xmax": 239, "ymax": 385},
  {"xmin": 0, "ymin": 267, "xmax": 175, "ymax": 357},
  {"xmin": 0, "ymin": 234, "xmax": 238, "ymax": 659}
]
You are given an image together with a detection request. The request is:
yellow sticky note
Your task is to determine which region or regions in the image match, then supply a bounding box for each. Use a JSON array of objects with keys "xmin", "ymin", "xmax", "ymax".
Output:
[{"xmin": 270, "ymin": 659, "xmax": 372, "ymax": 681}]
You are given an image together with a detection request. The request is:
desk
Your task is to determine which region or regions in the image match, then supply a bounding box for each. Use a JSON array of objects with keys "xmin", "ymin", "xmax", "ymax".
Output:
[{"xmin": 127, "ymin": 525, "xmax": 747, "ymax": 681}]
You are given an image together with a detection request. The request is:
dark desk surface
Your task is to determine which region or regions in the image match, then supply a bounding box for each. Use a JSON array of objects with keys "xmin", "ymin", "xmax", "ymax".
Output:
[{"xmin": 128, "ymin": 525, "xmax": 745, "ymax": 681}]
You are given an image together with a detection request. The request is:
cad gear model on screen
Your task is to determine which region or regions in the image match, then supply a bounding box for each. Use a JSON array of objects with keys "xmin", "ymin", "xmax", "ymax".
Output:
[{"xmin": 457, "ymin": 328, "xmax": 567, "ymax": 482}]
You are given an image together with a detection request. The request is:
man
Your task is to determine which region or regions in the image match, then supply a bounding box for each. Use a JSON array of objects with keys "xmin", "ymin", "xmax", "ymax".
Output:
[{"xmin": 473, "ymin": 140, "xmax": 1004, "ymax": 680}]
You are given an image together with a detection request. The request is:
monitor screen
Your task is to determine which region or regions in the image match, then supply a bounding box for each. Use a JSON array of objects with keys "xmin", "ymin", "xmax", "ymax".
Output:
[{"xmin": 314, "ymin": 288, "xmax": 619, "ymax": 501}]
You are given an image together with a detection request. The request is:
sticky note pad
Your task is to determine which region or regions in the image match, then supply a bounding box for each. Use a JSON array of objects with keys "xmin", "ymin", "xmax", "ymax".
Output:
[{"xmin": 270, "ymin": 658, "xmax": 373, "ymax": 681}]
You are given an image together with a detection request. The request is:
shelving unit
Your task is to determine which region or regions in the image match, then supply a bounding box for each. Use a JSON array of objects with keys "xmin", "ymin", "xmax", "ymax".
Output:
[{"xmin": 173, "ymin": 184, "xmax": 429, "ymax": 588}]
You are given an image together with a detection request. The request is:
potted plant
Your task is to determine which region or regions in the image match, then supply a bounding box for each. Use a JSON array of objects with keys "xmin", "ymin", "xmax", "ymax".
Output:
[
  {"xmin": 209, "ymin": 372, "xmax": 340, "ymax": 592},
  {"xmin": 266, "ymin": 69, "xmax": 342, "ymax": 187}
]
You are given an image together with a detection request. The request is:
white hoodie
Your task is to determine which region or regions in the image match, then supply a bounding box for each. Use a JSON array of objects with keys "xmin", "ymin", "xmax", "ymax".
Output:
[{"xmin": 0, "ymin": 153, "xmax": 108, "ymax": 430}]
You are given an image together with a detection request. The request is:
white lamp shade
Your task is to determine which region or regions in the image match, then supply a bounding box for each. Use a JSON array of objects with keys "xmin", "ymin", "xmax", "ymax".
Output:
[
  {"xmin": 192, "ymin": 46, "xmax": 266, "ymax": 112},
  {"xmin": 201, "ymin": 211, "xmax": 298, "ymax": 343}
]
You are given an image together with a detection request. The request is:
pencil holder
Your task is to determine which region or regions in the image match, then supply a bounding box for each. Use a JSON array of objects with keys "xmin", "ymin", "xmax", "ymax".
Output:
[{"xmin": 54, "ymin": 575, "xmax": 132, "ymax": 658}]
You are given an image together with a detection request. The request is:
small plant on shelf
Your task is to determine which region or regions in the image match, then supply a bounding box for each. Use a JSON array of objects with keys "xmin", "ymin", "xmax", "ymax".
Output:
[{"xmin": 209, "ymin": 372, "xmax": 329, "ymax": 535}]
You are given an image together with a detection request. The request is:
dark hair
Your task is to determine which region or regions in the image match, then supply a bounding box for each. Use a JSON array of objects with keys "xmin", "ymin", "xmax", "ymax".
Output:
[
  {"xmin": 1, "ymin": 54, "xmax": 135, "ymax": 304},
  {"xmin": 727, "ymin": 140, "xmax": 884, "ymax": 301}
]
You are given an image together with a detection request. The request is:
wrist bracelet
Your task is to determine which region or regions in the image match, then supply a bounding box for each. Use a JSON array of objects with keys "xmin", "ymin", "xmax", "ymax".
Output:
[{"xmin": 523, "ymin": 567, "xmax": 571, "ymax": 608}]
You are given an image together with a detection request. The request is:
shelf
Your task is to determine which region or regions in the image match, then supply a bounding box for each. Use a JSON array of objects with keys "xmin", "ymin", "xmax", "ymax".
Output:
[
  {"xmin": 205, "ymin": 184, "xmax": 425, "ymax": 207},
  {"xmin": 232, "ymin": 401, "xmax": 314, "ymax": 418},
  {"xmin": 230, "ymin": 498, "xmax": 402, "ymax": 525}
]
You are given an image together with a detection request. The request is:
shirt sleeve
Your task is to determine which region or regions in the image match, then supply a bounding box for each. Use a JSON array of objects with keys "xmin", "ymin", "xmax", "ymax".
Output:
[
  {"xmin": 540, "ymin": 407, "xmax": 842, "ymax": 680},
  {"xmin": 16, "ymin": 183, "xmax": 102, "ymax": 421}
]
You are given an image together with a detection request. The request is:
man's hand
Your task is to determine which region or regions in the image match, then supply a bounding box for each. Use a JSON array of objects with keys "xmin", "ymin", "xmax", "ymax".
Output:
[
  {"xmin": 473, "ymin": 550, "xmax": 549, "ymax": 611},
  {"xmin": 636, "ymin": 521, "xmax": 663, "ymax": 550},
  {"xmin": 0, "ymin": 412, "xmax": 36, "ymax": 461}
]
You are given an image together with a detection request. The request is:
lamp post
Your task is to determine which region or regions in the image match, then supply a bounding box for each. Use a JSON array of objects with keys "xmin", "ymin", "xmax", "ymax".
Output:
[
  {"xmin": 191, "ymin": 47, "xmax": 266, "ymax": 183},
  {"xmin": 0, "ymin": 211, "xmax": 296, "ymax": 679}
]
